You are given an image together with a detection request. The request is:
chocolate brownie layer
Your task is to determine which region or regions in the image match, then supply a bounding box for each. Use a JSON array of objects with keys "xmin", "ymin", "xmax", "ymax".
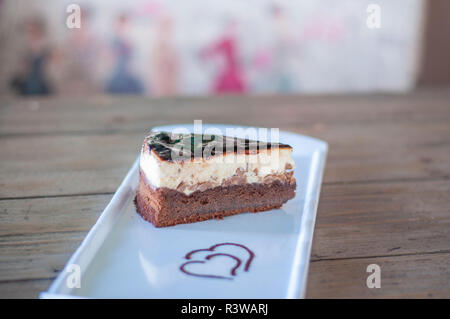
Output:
[{"xmin": 135, "ymin": 170, "xmax": 296, "ymax": 227}]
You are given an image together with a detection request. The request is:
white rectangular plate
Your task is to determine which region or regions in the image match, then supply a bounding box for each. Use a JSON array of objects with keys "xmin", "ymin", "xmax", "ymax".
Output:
[{"xmin": 41, "ymin": 124, "xmax": 328, "ymax": 299}]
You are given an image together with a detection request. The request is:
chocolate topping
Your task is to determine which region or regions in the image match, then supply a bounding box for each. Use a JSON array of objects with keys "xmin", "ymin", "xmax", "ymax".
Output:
[{"xmin": 145, "ymin": 131, "xmax": 292, "ymax": 162}]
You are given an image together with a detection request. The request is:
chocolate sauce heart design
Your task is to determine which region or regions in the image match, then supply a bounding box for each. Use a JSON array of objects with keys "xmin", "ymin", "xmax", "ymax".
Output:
[{"xmin": 180, "ymin": 243, "xmax": 255, "ymax": 280}]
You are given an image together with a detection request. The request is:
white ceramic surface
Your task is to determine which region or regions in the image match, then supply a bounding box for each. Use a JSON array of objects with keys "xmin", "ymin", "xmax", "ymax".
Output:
[{"xmin": 41, "ymin": 124, "xmax": 328, "ymax": 299}]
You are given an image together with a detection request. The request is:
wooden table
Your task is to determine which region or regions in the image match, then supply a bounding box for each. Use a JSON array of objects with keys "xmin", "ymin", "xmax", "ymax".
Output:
[{"xmin": 1, "ymin": 89, "xmax": 449, "ymax": 298}]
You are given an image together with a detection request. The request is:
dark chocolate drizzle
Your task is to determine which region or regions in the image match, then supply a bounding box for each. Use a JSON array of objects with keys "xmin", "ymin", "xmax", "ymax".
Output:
[
  {"xmin": 179, "ymin": 242, "xmax": 255, "ymax": 280},
  {"xmin": 145, "ymin": 131, "xmax": 291, "ymax": 162}
]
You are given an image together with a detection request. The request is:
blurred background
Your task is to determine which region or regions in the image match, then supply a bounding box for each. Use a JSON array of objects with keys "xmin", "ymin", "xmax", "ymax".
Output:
[{"xmin": 0, "ymin": 0, "xmax": 448, "ymax": 98}]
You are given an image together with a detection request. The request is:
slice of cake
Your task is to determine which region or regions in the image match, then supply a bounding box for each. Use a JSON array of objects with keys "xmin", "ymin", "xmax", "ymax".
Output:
[{"xmin": 135, "ymin": 131, "xmax": 296, "ymax": 227}]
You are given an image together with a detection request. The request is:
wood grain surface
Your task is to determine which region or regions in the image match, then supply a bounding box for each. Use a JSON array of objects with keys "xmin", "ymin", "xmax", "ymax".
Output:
[{"xmin": 0, "ymin": 89, "xmax": 449, "ymax": 298}]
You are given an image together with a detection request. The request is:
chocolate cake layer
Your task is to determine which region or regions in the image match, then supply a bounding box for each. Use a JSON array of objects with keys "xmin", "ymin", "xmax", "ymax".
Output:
[{"xmin": 135, "ymin": 170, "xmax": 296, "ymax": 227}]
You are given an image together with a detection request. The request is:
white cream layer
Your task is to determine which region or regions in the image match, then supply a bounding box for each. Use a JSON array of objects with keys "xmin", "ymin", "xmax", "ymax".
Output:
[{"xmin": 140, "ymin": 148, "xmax": 295, "ymax": 195}]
